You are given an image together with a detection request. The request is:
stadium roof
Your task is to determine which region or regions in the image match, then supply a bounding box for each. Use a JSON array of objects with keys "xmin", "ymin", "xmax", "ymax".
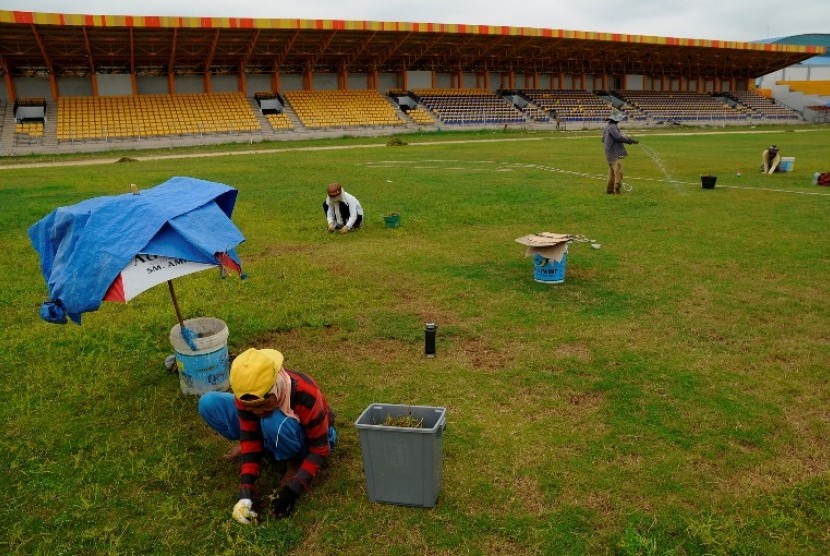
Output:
[
  {"xmin": 0, "ymin": 10, "xmax": 824, "ymax": 80},
  {"xmin": 768, "ymin": 33, "xmax": 830, "ymax": 65}
]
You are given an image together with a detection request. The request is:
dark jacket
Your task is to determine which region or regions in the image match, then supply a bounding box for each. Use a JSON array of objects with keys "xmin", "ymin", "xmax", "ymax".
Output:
[{"xmin": 602, "ymin": 121, "xmax": 636, "ymax": 164}]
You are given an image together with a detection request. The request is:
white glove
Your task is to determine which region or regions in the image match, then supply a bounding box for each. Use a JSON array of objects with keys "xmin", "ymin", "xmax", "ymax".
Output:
[{"xmin": 232, "ymin": 498, "xmax": 257, "ymax": 525}]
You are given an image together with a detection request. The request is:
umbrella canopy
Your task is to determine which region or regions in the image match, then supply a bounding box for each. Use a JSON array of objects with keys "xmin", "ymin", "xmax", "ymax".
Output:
[{"xmin": 29, "ymin": 176, "xmax": 245, "ymax": 325}]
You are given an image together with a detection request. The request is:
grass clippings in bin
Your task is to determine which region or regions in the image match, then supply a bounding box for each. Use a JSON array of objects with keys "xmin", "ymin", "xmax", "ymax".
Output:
[{"xmin": 383, "ymin": 414, "xmax": 423, "ymax": 428}]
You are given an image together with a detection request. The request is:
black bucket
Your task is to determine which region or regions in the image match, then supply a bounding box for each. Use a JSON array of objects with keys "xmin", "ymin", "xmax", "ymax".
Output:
[{"xmin": 701, "ymin": 175, "xmax": 717, "ymax": 189}]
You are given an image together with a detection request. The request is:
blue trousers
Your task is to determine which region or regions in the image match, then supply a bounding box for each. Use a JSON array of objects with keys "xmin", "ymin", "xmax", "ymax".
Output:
[{"xmin": 199, "ymin": 392, "xmax": 332, "ymax": 461}]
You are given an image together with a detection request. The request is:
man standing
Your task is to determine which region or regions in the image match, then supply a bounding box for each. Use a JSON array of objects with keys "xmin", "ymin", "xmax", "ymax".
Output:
[
  {"xmin": 198, "ymin": 348, "xmax": 336, "ymax": 523},
  {"xmin": 602, "ymin": 113, "xmax": 639, "ymax": 194},
  {"xmin": 324, "ymin": 182, "xmax": 363, "ymax": 233}
]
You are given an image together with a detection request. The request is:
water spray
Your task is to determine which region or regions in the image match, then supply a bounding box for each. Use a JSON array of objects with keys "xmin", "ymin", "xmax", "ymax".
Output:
[{"xmin": 638, "ymin": 142, "xmax": 677, "ymax": 184}]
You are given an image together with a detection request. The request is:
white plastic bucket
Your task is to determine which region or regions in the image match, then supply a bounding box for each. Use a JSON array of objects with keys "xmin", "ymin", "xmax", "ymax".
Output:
[{"xmin": 169, "ymin": 317, "xmax": 230, "ymax": 395}]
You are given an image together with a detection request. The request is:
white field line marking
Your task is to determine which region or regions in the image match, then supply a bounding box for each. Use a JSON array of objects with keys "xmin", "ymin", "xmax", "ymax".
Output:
[{"xmin": 360, "ymin": 159, "xmax": 830, "ymax": 197}]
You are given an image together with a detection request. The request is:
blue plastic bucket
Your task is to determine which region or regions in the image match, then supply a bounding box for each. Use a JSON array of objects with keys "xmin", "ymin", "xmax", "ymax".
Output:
[
  {"xmin": 778, "ymin": 157, "xmax": 795, "ymax": 172},
  {"xmin": 533, "ymin": 250, "xmax": 567, "ymax": 284},
  {"xmin": 170, "ymin": 317, "xmax": 230, "ymax": 395}
]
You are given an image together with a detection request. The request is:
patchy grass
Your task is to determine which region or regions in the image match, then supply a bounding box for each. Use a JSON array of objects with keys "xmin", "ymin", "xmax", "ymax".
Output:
[{"xmin": 1, "ymin": 126, "xmax": 829, "ymax": 555}]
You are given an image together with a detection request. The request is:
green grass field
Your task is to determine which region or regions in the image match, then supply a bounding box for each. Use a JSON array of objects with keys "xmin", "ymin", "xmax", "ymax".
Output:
[{"xmin": 2, "ymin": 126, "xmax": 829, "ymax": 555}]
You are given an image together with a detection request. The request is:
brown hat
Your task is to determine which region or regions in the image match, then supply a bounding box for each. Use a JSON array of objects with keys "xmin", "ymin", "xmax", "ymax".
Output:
[{"xmin": 327, "ymin": 183, "xmax": 342, "ymax": 197}]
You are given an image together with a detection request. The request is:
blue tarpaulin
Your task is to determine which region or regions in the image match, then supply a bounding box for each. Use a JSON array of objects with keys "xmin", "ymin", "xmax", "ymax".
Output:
[{"xmin": 29, "ymin": 176, "xmax": 245, "ymax": 324}]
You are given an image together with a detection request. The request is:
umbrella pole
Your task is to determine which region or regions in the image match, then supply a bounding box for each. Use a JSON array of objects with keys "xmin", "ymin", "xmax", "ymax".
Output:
[{"xmin": 167, "ymin": 280, "xmax": 186, "ymax": 330}]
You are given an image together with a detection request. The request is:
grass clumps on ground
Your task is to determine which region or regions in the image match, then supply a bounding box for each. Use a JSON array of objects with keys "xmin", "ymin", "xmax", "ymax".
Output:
[{"xmin": 382, "ymin": 414, "xmax": 424, "ymax": 428}]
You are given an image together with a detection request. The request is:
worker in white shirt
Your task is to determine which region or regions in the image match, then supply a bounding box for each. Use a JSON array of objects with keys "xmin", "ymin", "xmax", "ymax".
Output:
[{"xmin": 323, "ymin": 183, "xmax": 363, "ymax": 234}]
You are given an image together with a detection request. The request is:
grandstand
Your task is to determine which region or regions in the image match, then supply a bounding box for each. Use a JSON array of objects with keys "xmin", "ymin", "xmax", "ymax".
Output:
[
  {"xmin": 412, "ymin": 89, "xmax": 526, "ymax": 126},
  {"xmin": 265, "ymin": 113, "xmax": 295, "ymax": 131},
  {"xmin": 405, "ymin": 106, "xmax": 438, "ymax": 126},
  {"xmin": 0, "ymin": 10, "xmax": 825, "ymax": 154},
  {"xmin": 723, "ymin": 91, "xmax": 802, "ymax": 120},
  {"xmin": 283, "ymin": 90, "xmax": 404, "ymax": 129},
  {"xmin": 612, "ymin": 90, "xmax": 750, "ymax": 123},
  {"xmin": 55, "ymin": 92, "xmax": 259, "ymax": 142},
  {"xmin": 519, "ymin": 89, "xmax": 614, "ymax": 124}
]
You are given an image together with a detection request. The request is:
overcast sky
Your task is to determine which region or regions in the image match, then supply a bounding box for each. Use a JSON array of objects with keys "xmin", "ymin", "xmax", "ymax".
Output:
[{"xmin": 2, "ymin": 0, "xmax": 827, "ymax": 43}]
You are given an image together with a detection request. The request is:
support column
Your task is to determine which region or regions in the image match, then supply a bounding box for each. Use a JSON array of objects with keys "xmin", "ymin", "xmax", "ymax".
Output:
[
  {"xmin": 303, "ymin": 67, "xmax": 313, "ymax": 90},
  {"xmin": 3, "ymin": 72, "xmax": 16, "ymax": 105},
  {"xmin": 168, "ymin": 73, "xmax": 176, "ymax": 95},
  {"xmin": 271, "ymin": 71, "xmax": 280, "ymax": 93},
  {"xmin": 49, "ymin": 74, "xmax": 59, "ymax": 101},
  {"xmin": 90, "ymin": 73, "xmax": 99, "ymax": 97},
  {"xmin": 238, "ymin": 72, "xmax": 247, "ymax": 95},
  {"xmin": 204, "ymin": 73, "xmax": 212, "ymax": 94},
  {"xmin": 400, "ymin": 70, "xmax": 408, "ymax": 91},
  {"xmin": 131, "ymin": 73, "xmax": 138, "ymax": 96}
]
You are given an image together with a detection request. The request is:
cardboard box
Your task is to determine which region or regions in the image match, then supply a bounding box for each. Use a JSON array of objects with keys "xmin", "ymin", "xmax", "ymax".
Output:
[{"xmin": 515, "ymin": 232, "xmax": 572, "ymax": 262}]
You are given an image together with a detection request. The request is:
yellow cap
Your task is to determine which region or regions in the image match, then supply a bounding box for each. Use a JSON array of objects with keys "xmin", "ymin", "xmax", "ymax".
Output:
[{"xmin": 229, "ymin": 348, "xmax": 283, "ymax": 400}]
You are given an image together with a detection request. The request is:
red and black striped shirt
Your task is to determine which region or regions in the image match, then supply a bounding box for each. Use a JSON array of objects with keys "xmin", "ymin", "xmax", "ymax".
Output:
[{"xmin": 234, "ymin": 369, "xmax": 332, "ymax": 499}]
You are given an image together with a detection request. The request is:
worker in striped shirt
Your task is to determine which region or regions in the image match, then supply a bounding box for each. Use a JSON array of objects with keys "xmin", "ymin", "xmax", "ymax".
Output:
[{"xmin": 198, "ymin": 347, "xmax": 336, "ymax": 523}]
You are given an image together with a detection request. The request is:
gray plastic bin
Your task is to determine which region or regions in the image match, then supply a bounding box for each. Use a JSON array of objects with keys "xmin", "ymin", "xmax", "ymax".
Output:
[{"xmin": 355, "ymin": 403, "xmax": 447, "ymax": 507}]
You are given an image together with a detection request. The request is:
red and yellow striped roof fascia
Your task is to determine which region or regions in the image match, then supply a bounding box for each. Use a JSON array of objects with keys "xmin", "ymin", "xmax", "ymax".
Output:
[{"xmin": 0, "ymin": 10, "xmax": 825, "ymax": 55}]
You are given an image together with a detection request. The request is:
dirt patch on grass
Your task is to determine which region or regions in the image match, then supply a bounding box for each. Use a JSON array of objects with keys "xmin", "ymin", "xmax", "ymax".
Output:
[
  {"xmin": 553, "ymin": 343, "xmax": 593, "ymax": 362},
  {"xmin": 564, "ymin": 389, "xmax": 604, "ymax": 411},
  {"xmin": 724, "ymin": 403, "xmax": 830, "ymax": 494},
  {"xmin": 387, "ymin": 284, "xmax": 462, "ymax": 328},
  {"xmin": 582, "ymin": 491, "xmax": 616, "ymax": 514},
  {"xmin": 249, "ymin": 327, "xmax": 410, "ymax": 359},
  {"xmin": 455, "ymin": 337, "xmax": 515, "ymax": 371},
  {"xmin": 514, "ymin": 474, "xmax": 549, "ymax": 515}
]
